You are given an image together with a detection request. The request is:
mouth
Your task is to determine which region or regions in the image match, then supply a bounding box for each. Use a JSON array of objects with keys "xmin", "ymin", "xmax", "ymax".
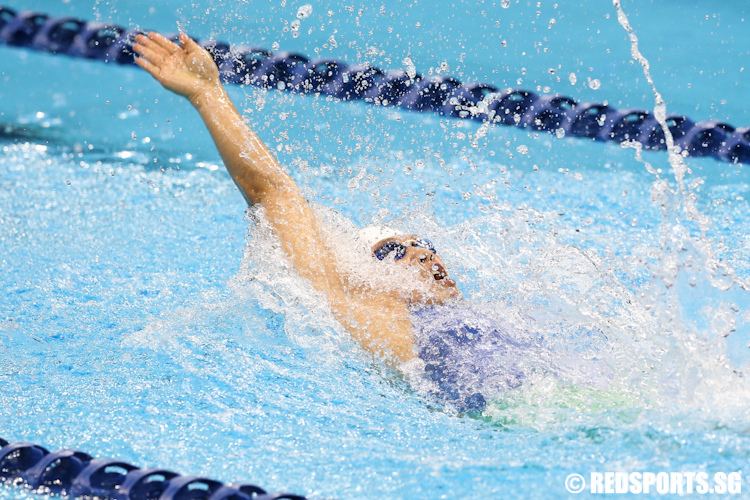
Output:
[{"xmin": 430, "ymin": 262, "xmax": 456, "ymax": 287}]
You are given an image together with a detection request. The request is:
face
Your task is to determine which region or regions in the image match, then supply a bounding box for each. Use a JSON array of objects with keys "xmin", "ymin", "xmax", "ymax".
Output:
[{"xmin": 372, "ymin": 234, "xmax": 461, "ymax": 304}]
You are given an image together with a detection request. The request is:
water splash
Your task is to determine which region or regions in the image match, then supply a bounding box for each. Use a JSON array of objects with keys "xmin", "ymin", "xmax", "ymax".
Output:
[{"xmin": 611, "ymin": 0, "xmax": 750, "ymax": 418}]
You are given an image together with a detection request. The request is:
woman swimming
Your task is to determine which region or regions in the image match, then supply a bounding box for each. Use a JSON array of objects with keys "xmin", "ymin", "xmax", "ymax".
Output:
[{"xmin": 133, "ymin": 32, "xmax": 523, "ymax": 411}]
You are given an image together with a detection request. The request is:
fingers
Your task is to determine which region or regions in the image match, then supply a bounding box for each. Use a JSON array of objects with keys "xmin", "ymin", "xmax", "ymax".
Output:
[
  {"xmin": 178, "ymin": 32, "xmax": 201, "ymax": 53},
  {"xmin": 148, "ymin": 32, "xmax": 179, "ymax": 54},
  {"xmin": 135, "ymin": 57, "xmax": 160, "ymax": 79},
  {"xmin": 133, "ymin": 40, "xmax": 167, "ymax": 67}
]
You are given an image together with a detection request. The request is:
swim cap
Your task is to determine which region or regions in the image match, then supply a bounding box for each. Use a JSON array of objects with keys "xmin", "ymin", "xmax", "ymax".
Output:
[{"xmin": 357, "ymin": 226, "xmax": 405, "ymax": 251}]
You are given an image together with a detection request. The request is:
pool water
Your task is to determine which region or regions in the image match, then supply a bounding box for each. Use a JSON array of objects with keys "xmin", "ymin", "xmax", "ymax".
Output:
[{"xmin": 2, "ymin": 0, "xmax": 750, "ymax": 498}]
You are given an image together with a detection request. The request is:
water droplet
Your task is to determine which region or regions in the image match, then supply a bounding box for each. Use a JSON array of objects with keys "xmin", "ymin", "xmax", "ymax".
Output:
[
  {"xmin": 403, "ymin": 56, "xmax": 417, "ymax": 79},
  {"xmin": 501, "ymin": 0, "xmax": 510, "ymax": 8},
  {"xmin": 516, "ymin": 145, "xmax": 529, "ymax": 154},
  {"xmin": 588, "ymin": 78, "xmax": 601, "ymax": 90},
  {"xmin": 555, "ymin": 128, "xmax": 565, "ymax": 138},
  {"xmin": 568, "ymin": 73, "xmax": 577, "ymax": 85},
  {"xmin": 131, "ymin": 132, "xmax": 137, "ymax": 140},
  {"xmin": 271, "ymin": 41, "xmax": 280, "ymax": 51},
  {"xmin": 291, "ymin": 19, "xmax": 301, "ymax": 37},
  {"xmin": 297, "ymin": 5, "xmax": 313, "ymax": 18}
]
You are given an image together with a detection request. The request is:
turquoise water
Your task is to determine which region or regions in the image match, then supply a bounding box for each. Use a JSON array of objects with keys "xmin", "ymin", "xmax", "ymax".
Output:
[{"xmin": 2, "ymin": 0, "xmax": 750, "ymax": 498}]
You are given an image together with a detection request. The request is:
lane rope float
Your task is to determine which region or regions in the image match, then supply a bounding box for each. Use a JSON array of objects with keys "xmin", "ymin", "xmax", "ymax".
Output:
[
  {"xmin": 0, "ymin": 437, "xmax": 315, "ymax": 500},
  {"xmin": 1, "ymin": 5, "xmax": 748, "ymax": 164}
]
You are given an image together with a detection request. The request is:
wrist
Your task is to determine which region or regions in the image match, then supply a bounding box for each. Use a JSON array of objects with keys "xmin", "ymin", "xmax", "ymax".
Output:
[{"xmin": 188, "ymin": 82, "xmax": 228, "ymax": 110}]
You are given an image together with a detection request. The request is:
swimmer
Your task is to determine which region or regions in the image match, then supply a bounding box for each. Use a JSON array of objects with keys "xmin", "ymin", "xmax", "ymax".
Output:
[{"xmin": 133, "ymin": 32, "xmax": 461, "ymax": 365}]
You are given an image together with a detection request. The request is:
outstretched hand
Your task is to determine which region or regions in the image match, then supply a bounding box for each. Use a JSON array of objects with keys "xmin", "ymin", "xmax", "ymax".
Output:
[{"xmin": 134, "ymin": 32, "xmax": 221, "ymax": 102}]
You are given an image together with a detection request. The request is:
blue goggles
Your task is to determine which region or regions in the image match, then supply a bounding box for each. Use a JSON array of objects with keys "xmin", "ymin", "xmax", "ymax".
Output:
[{"xmin": 373, "ymin": 238, "xmax": 437, "ymax": 261}]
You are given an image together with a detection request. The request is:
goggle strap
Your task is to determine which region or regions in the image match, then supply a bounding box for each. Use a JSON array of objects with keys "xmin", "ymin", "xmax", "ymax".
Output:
[{"xmin": 373, "ymin": 239, "xmax": 437, "ymax": 260}]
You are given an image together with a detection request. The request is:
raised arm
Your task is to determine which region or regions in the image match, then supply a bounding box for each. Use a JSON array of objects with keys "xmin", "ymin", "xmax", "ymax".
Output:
[
  {"xmin": 133, "ymin": 32, "xmax": 417, "ymax": 363},
  {"xmin": 134, "ymin": 33, "xmax": 332, "ymax": 284},
  {"xmin": 135, "ymin": 33, "xmax": 279, "ymax": 204}
]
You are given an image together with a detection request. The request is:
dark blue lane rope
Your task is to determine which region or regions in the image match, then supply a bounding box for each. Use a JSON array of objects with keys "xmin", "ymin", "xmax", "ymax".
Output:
[
  {"xmin": 0, "ymin": 5, "xmax": 748, "ymax": 164},
  {"xmin": 0, "ymin": 438, "xmax": 313, "ymax": 500}
]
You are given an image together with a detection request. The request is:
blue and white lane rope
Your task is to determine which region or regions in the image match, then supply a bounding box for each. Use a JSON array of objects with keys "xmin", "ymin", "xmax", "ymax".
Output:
[
  {"xmin": 0, "ymin": 5, "xmax": 748, "ymax": 164},
  {"xmin": 0, "ymin": 437, "xmax": 315, "ymax": 500}
]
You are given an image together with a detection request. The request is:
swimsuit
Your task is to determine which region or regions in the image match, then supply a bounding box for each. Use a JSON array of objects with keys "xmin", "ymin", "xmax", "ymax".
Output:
[{"xmin": 411, "ymin": 304, "xmax": 535, "ymax": 412}]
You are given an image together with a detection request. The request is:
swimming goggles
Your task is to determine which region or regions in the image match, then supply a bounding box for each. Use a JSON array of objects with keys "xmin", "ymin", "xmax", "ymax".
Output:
[{"xmin": 373, "ymin": 238, "xmax": 437, "ymax": 261}]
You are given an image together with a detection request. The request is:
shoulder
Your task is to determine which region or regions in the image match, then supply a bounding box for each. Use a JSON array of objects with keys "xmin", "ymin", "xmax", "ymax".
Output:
[{"xmin": 330, "ymin": 290, "xmax": 415, "ymax": 362}]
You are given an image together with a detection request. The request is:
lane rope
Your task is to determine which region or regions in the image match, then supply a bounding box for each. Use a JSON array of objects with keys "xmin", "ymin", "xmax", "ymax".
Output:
[
  {"xmin": 1, "ymin": 6, "xmax": 746, "ymax": 498},
  {"xmin": 0, "ymin": 437, "xmax": 314, "ymax": 500},
  {"xmin": 1, "ymin": 6, "xmax": 748, "ymax": 164}
]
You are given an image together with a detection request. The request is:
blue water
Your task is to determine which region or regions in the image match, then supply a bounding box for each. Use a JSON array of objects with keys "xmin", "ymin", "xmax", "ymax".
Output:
[{"xmin": 2, "ymin": 0, "xmax": 750, "ymax": 498}]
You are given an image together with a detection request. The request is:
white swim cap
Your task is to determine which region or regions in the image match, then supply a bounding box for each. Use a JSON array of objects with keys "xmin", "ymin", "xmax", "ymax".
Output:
[{"xmin": 357, "ymin": 226, "xmax": 405, "ymax": 251}]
